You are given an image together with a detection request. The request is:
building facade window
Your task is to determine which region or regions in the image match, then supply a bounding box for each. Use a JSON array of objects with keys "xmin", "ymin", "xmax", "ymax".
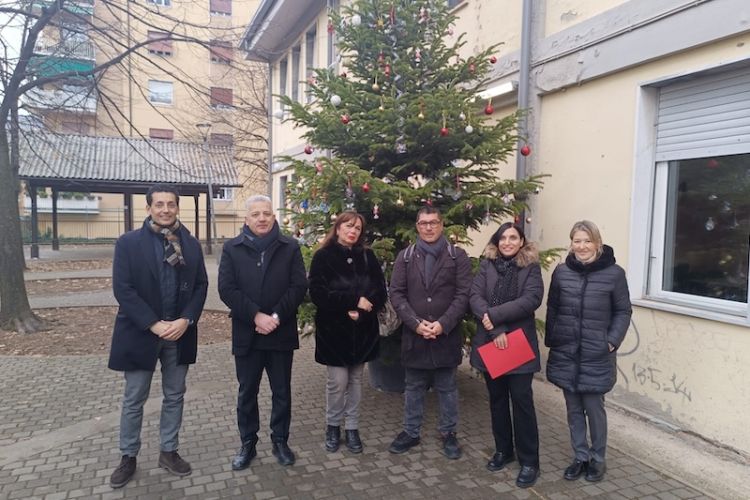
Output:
[
  {"xmin": 209, "ymin": 0, "xmax": 231, "ymax": 16},
  {"xmin": 148, "ymin": 80, "xmax": 173, "ymax": 104},
  {"xmin": 209, "ymin": 39, "xmax": 232, "ymax": 64},
  {"xmin": 147, "ymin": 31, "xmax": 173, "ymax": 56},
  {"xmin": 210, "ymin": 87, "xmax": 233, "ymax": 108},
  {"xmin": 291, "ymin": 45, "xmax": 301, "ymax": 102},
  {"xmin": 305, "ymin": 28, "xmax": 316, "ymax": 103},
  {"xmin": 279, "ymin": 58, "xmax": 288, "ymax": 97},
  {"xmin": 279, "ymin": 175, "xmax": 288, "ymax": 210},
  {"xmin": 632, "ymin": 63, "xmax": 750, "ymax": 320},
  {"xmin": 213, "ymin": 187, "xmax": 234, "ymax": 200},
  {"xmin": 447, "ymin": 0, "xmax": 466, "ymax": 8},
  {"xmin": 147, "ymin": 0, "xmax": 171, "ymax": 7},
  {"xmin": 149, "ymin": 128, "xmax": 174, "ymax": 140},
  {"xmin": 210, "ymin": 133, "xmax": 233, "ymax": 146}
]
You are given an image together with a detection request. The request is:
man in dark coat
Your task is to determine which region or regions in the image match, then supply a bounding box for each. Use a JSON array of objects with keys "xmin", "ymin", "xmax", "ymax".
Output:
[
  {"xmin": 218, "ymin": 195, "xmax": 307, "ymax": 470},
  {"xmin": 388, "ymin": 207, "xmax": 472, "ymax": 459},
  {"xmin": 108, "ymin": 184, "xmax": 208, "ymax": 489}
]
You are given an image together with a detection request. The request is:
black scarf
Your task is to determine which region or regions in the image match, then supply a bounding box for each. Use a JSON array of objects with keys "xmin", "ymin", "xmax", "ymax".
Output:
[
  {"xmin": 489, "ymin": 256, "xmax": 519, "ymax": 306},
  {"xmin": 147, "ymin": 217, "xmax": 185, "ymax": 267},
  {"xmin": 242, "ymin": 221, "xmax": 280, "ymax": 253},
  {"xmin": 416, "ymin": 236, "xmax": 447, "ymax": 287}
]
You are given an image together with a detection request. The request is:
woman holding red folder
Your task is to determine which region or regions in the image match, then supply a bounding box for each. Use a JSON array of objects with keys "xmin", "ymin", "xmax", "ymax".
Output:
[
  {"xmin": 545, "ymin": 220, "xmax": 631, "ymax": 483},
  {"xmin": 469, "ymin": 222, "xmax": 543, "ymax": 488}
]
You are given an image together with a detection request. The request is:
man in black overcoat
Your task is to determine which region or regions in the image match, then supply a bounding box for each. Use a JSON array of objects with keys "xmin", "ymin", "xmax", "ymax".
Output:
[
  {"xmin": 218, "ymin": 194, "xmax": 308, "ymax": 470},
  {"xmin": 108, "ymin": 184, "xmax": 208, "ymax": 488}
]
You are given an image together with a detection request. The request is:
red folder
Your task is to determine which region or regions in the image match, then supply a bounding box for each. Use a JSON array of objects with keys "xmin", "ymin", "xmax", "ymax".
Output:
[{"xmin": 477, "ymin": 328, "xmax": 536, "ymax": 379}]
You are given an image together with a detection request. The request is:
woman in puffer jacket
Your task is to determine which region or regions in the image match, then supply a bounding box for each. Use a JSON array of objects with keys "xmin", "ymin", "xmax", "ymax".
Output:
[{"xmin": 545, "ymin": 220, "xmax": 631, "ymax": 484}]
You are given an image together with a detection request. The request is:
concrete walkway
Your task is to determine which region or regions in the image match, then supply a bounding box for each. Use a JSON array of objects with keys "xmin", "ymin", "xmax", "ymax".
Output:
[{"xmin": 0, "ymin": 245, "xmax": 745, "ymax": 499}]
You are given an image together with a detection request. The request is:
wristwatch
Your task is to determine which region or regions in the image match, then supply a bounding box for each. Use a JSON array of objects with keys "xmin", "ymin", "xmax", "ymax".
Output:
[{"xmin": 271, "ymin": 313, "xmax": 280, "ymax": 321}]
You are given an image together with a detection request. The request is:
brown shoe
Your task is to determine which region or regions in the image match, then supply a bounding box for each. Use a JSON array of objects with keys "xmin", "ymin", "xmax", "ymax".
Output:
[
  {"xmin": 158, "ymin": 450, "xmax": 192, "ymax": 476},
  {"xmin": 110, "ymin": 455, "xmax": 136, "ymax": 488}
]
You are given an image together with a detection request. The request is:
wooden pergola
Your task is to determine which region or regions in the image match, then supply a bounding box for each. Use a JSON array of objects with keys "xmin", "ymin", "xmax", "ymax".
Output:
[{"xmin": 18, "ymin": 132, "xmax": 239, "ymax": 257}]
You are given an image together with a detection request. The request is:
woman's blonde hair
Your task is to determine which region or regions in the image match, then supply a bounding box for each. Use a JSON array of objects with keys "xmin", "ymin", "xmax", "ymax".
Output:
[{"xmin": 569, "ymin": 220, "xmax": 603, "ymax": 258}]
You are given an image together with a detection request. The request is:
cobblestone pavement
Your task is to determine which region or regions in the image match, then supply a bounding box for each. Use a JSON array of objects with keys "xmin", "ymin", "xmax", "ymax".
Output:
[{"xmin": 0, "ymin": 245, "xmax": 719, "ymax": 499}]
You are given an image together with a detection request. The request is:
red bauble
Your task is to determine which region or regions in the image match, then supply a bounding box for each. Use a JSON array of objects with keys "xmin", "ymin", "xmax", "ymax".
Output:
[
  {"xmin": 327, "ymin": 21, "xmax": 334, "ymax": 34},
  {"xmin": 304, "ymin": 145, "xmax": 314, "ymax": 154},
  {"xmin": 340, "ymin": 114, "xmax": 351, "ymax": 124},
  {"xmin": 340, "ymin": 71, "xmax": 347, "ymax": 79},
  {"xmin": 384, "ymin": 64, "xmax": 391, "ymax": 77},
  {"xmin": 484, "ymin": 103, "xmax": 494, "ymax": 115},
  {"xmin": 315, "ymin": 162, "xmax": 324, "ymax": 173},
  {"xmin": 468, "ymin": 63, "xmax": 476, "ymax": 73},
  {"xmin": 362, "ymin": 182, "xmax": 370, "ymax": 193},
  {"xmin": 489, "ymin": 55, "xmax": 497, "ymax": 64},
  {"xmin": 520, "ymin": 145, "xmax": 531, "ymax": 156},
  {"xmin": 426, "ymin": 199, "xmax": 433, "ymax": 206},
  {"xmin": 440, "ymin": 127, "xmax": 449, "ymax": 137}
]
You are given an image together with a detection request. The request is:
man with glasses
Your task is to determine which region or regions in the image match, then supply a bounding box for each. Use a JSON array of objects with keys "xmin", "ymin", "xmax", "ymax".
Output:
[{"xmin": 387, "ymin": 207, "xmax": 472, "ymax": 459}]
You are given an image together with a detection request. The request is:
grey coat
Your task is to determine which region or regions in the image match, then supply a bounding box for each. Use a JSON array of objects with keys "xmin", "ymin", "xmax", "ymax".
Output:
[
  {"xmin": 469, "ymin": 244, "xmax": 543, "ymax": 375},
  {"xmin": 545, "ymin": 245, "xmax": 632, "ymax": 394},
  {"xmin": 389, "ymin": 239, "xmax": 472, "ymax": 369}
]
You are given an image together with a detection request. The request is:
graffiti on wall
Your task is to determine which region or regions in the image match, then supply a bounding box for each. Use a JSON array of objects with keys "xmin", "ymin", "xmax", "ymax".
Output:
[{"xmin": 616, "ymin": 317, "xmax": 693, "ymax": 404}]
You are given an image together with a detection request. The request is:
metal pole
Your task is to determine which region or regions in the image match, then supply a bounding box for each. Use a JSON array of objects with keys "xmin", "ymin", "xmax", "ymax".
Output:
[{"xmin": 204, "ymin": 135, "xmax": 218, "ymax": 254}]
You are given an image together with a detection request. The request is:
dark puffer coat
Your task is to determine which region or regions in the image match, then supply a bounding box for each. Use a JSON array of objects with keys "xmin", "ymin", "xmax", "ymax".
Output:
[
  {"xmin": 545, "ymin": 245, "xmax": 632, "ymax": 394},
  {"xmin": 469, "ymin": 243, "xmax": 543, "ymax": 375},
  {"xmin": 309, "ymin": 243, "xmax": 387, "ymax": 366}
]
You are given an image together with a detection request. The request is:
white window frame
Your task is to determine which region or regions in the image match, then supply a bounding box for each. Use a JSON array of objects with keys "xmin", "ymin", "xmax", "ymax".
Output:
[
  {"xmin": 148, "ymin": 80, "xmax": 173, "ymax": 105},
  {"xmin": 213, "ymin": 187, "xmax": 234, "ymax": 201},
  {"xmin": 629, "ymin": 60, "xmax": 750, "ymax": 326},
  {"xmin": 148, "ymin": 0, "xmax": 171, "ymax": 6}
]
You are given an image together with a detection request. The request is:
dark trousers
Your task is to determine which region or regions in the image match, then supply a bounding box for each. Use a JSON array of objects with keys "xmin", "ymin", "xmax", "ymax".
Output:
[
  {"xmin": 563, "ymin": 390, "xmax": 607, "ymax": 463},
  {"xmin": 234, "ymin": 349, "xmax": 293, "ymax": 445},
  {"xmin": 483, "ymin": 372, "xmax": 539, "ymax": 467}
]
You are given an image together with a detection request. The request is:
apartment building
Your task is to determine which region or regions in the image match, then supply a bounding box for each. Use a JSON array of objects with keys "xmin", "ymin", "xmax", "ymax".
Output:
[
  {"xmin": 20, "ymin": 0, "xmax": 264, "ymax": 246},
  {"xmin": 242, "ymin": 0, "xmax": 750, "ymax": 457}
]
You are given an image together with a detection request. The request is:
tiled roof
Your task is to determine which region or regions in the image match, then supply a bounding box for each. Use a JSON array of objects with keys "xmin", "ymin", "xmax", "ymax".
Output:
[{"xmin": 18, "ymin": 132, "xmax": 238, "ymax": 186}]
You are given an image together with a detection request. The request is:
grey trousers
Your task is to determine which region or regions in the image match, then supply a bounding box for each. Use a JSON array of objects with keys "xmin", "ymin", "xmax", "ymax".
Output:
[
  {"xmin": 563, "ymin": 390, "xmax": 607, "ymax": 463},
  {"xmin": 326, "ymin": 364, "xmax": 364, "ymax": 430},
  {"xmin": 119, "ymin": 340, "xmax": 188, "ymax": 457},
  {"xmin": 404, "ymin": 367, "xmax": 458, "ymax": 438}
]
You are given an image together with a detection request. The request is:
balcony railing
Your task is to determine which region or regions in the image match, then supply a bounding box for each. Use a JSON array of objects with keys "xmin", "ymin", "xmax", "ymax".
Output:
[
  {"xmin": 34, "ymin": 38, "xmax": 96, "ymax": 60},
  {"xmin": 22, "ymin": 86, "xmax": 97, "ymax": 114}
]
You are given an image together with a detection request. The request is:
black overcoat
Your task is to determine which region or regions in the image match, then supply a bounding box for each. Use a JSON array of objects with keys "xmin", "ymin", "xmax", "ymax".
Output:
[
  {"xmin": 309, "ymin": 243, "xmax": 387, "ymax": 366},
  {"xmin": 389, "ymin": 240, "xmax": 472, "ymax": 369},
  {"xmin": 469, "ymin": 244, "xmax": 543, "ymax": 375},
  {"xmin": 218, "ymin": 230, "xmax": 308, "ymax": 356},
  {"xmin": 108, "ymin": 221, "xmax": 208, "ymax": 372},
  {"xmin": 545, "ymin": 245, "xmax": 632, "ymax": 394}
]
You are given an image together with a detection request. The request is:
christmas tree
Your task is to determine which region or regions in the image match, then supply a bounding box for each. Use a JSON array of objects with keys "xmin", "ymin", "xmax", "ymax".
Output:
[{"xmin": 278, "ymin": 0, "xmax": 545, "ymax": 263}]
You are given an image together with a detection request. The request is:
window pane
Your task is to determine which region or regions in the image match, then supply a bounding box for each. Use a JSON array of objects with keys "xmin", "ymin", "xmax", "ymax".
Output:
[
  {"xmin": 291, "ymin": 45, "xmax": 300, "ymax": 102},
  {"xmin": 148, "ymin": 80, "xmax": 173, "ymax": 104},
  {"xmin": 663, "ymin": 154, "xmax": 750, "ymax": 303}
]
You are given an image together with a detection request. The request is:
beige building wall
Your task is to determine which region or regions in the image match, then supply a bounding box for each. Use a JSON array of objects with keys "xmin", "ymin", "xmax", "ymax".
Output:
[
  {"xmin": 544, "ymin": 0, "xmax": 627, "ymax": 35},
  {"xmin": 535, "ymin": 34, "xmax": 750, "ymax": 454}
]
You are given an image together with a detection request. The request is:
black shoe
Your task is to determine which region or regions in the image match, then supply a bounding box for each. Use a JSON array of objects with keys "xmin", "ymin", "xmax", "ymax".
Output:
[
  {"xmin": 325, "ymin": 425, "xmax": 341, "ymax": 452},
  {"xmin": 388, "ymin": 431, "xmax": 420, "ymax": 454},
  {"xmin": 345, "ymin": 429, "xmax": 363, "ymax": 454},
  {"xmin": 231, "ymin": 443, "xmax": 257, "ymax": 470},
  {"xmin": 441, "ymin": 432, "xmax": 461, "ymax": 460},
  {"xmin": 564, "ymin": 459, "xmax": 588, "ymax": 480},
  {"xmin": 585, "ymin": 459, "xmax": 606, "ymax": 482},
  {"xmin": 110, "ymin": 455, "xmax": 136, "ymax": 489},
  {"xmin": 158, "ymin": 451, "xmax": 192, "ymax": 477},
  {"xmin": 516, "ymin": 465, "xmax": 540, "ymax": 488},
  {"xmin": 272, "ymin": 441, "xmax": 296, "ymax": 466},
  {"xmin": 486, "ymin": 451, "xmax": 515, "ymax": 472}
]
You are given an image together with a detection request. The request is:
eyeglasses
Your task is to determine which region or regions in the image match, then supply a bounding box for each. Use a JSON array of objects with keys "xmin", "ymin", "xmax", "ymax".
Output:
[{"xmin": 417, "ymin": 220, "xmax": 442, "ymax": 228}]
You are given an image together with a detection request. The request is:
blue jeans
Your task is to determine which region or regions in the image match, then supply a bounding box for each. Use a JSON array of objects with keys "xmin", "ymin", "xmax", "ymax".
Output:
[
  {"xmin": 403, "ymin": 367, "xmax": 458, "ymax": 438},
  {"xmin": 119, "ymin": 340, "xmax": 188, "ymax": 456}
]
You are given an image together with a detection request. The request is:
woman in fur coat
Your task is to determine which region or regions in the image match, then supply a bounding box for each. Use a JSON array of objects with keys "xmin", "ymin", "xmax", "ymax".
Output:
[
  {"xmin": 308, "ymin": 211, "xmax": 387, "ymax": 454},
  {"xmin": 469, "ymin": 222, "xmax": 544, "ymax": 489}
]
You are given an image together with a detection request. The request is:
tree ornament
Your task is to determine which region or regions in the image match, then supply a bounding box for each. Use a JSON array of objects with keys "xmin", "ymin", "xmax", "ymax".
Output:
[
  {"xmin": 534, "ymin": 186, "xmax": 541, "ymax": 194},
  {"xmin": 378, "ymin": 97, "xmax": 385, "ymax": 111},
  {"xmin": 372, "ymin": 76, "xmax": 380, "ymax": 92},
  {"xmin": 520, "ymin": 144, "xmax": 531, "ymax": 156},
  {"xmin": 362, "ymin": 182, "xmax": 370, "ymax": 193},
  {"xmin": 341, "ymin": 114, "xmax": 351, "ymax": 124},
  {"xmin": 330, "ymin": 94, "xmax": 342, "ymax": 106},
  {"xmin": 331, "ymin": 213, "xmax": 338, "ymax": 221},
  {"xmin": 378, "ymin": 52, "xmax": 385, "ymax": 64},
  {"xmin": 440, "ymin": 127, "xmax": 449, "ymax": 136},
  {"xmin": 489, "ymin": 55, "xmax": 497, "ymax": 64},
  {"xmin": 296, "ymin": 181, "xmax": 303, "ymax": 189},
  {"xmin": 307, "ymin": 75, "xmax": 316, "ymax": 85},
  {"xmin": 514, "ymin": 214, "xmax": 521, "ymax": 224},
  {"xmin": 377, "ymin": 17, "xmax": 384, "ymax": 28},
  {"xmin": 283, "ymin": 216, "xmax": 290, "ymax": 225},
  {"xmin": 304, "ymin": 145, "xmax": 314, "ymax": 154},
  {"xmin": 484, "ymin": 99, "xmax": 494, "ymax": 115},
  {"xmin": 546, "ymin": 255, "xmax": 554, "ymax": 264},
  {"xmin": 389, "ymin": 4, "xmax": 396, "ymax": 24},
  {"xmin": 384, "ymin": 64, "xmax": 391, "ymax": 77},
  {"xmin": 448, "ymin": 27, "xmax": 454, "ymax": 36},
  {"xmin": 468, "ymin": 60, "xmax": 476, "ymax": 73},
  {"xmin": 458, "ymin": 111, "xmax": 466, "ymax": 121},
  {"xmin": 315, "ymin": 162, "xmax": 324, "ymax": 174},
  {"xmin": 425, "ymin": 198, "xmax": 433, "ymax": 206},
  {"xmin": 465, "ymin": 202, "xmax": 474, "ymax": 210},
  {"xmin": 373, "ymin": 204, "xmax": 380, "ymax": 219},
  {"xmin": 449, "ymin": 233, "xmax": 457, "ymax": 242},
  {"xmin": 340, "ymin": 71, "xmax": 347, "ymax": 79},
  {"xmin": 414, "ymin": 48, "xmax": 421, "ymax": 63},
  {"xmin": 327, "ymin": 20, "xmax": 335, "ymax": 34},
  {"xmin": 464, "ymin": 124, "xmax": 473, "ymax": 134},
  {"xmin": 351, "ymin": 14, "xmax": 361, "ymax": 26},
  {"xmin": 396, "ymin": 195, "xmax": 404, "ymax": 206},
  {"xmin": 705, "ymin": 217, "xmax": 716, "ymax": 231},
  {"xmin": 419, "ymin": 5, "xmax": 428, "ymax": 23},
  {"xmin": 526, "ymin": 216, "xmax": 532, "ymax": 224},
  {"xmin": 418, "ymin": 99, "xmax": 425, "ymax": 119},
  {"xmin": 273, "ymin": 109, "xmax": 284, "ymax": 119}
]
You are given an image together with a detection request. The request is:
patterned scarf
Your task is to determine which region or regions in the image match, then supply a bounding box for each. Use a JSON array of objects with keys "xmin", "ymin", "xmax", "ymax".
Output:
[
  {"xmin": 148, "ymin": 217, "xmax": 185, "ymax": 267},
  {"xmin": 489, "ymin": 257, "xmax": 518, "ymax": 306}
]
